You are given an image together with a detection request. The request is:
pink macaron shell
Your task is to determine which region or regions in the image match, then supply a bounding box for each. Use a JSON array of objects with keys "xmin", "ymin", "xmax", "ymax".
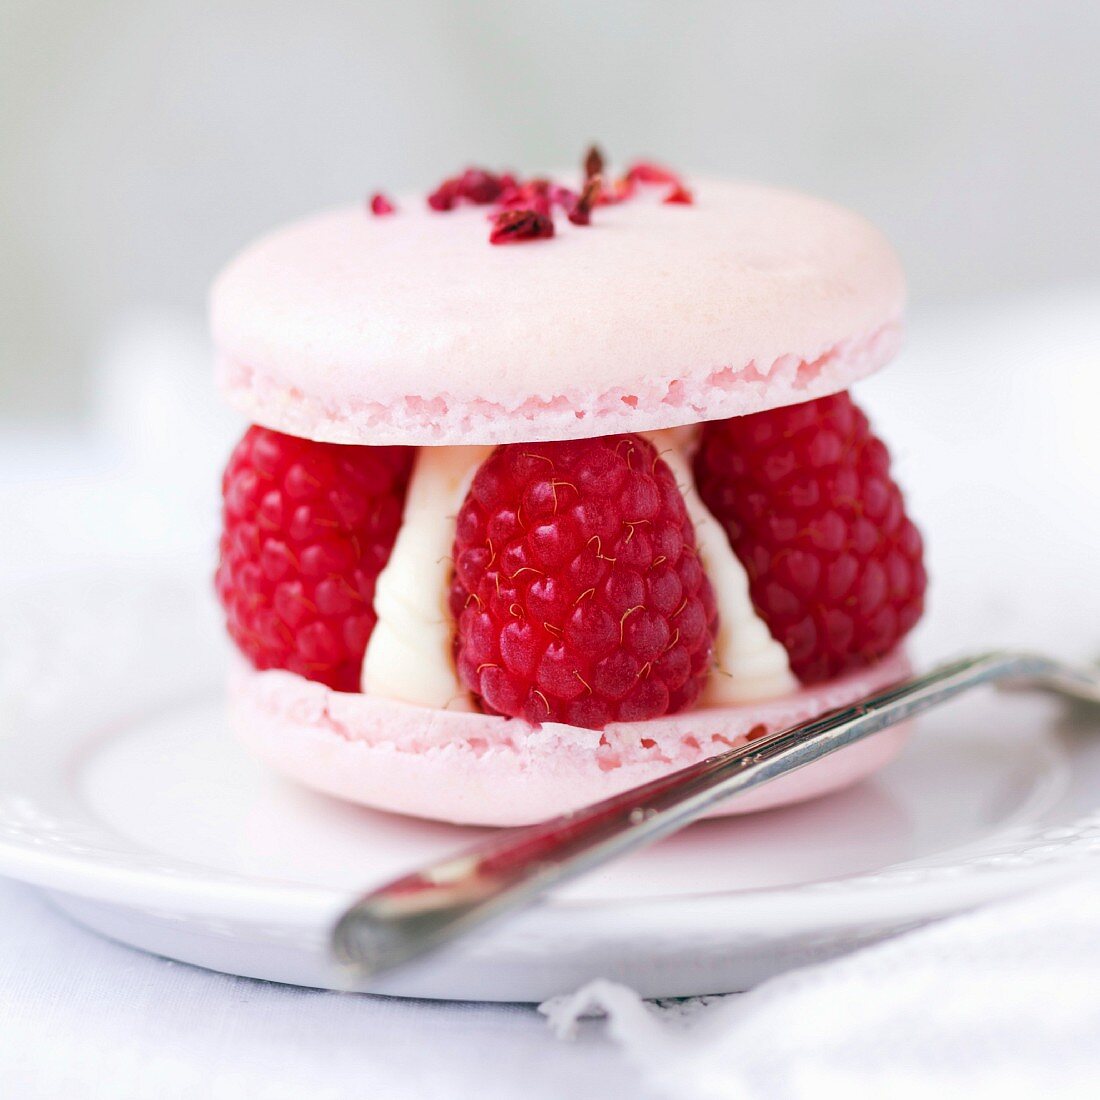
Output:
[
  {"xmin": 211, "ymin": 178, "xmax": 905, "ymax": 446},
  {"xmin": 230, "ymin": 650, "xmax": 912, "ymax": 826}
]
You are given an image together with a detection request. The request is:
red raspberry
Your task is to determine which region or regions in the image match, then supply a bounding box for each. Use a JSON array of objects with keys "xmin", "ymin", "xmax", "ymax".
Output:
[
  {"xmin": 216, "ymin": 426, "xmax": 413, "ymax": 692},
  {"xmin": 694, "ymin": 392, "xmax": 926, "ymax": 684},
  {"xmin": 449, "ymin": 435, "xmax": 718, "ymax": 729}
]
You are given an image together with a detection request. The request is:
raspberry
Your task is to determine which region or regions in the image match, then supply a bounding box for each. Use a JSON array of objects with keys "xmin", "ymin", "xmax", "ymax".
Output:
[
  {"xmin": 449, "ymin": 435, "xmax": 718, "ymax": 729},
  {"xmin": 216, "ymin": 426, "xmax": 413, "ymax": 692},
  {"xmin": 694, "ymin": 392, "xmax": 926, "ymax": 684}
]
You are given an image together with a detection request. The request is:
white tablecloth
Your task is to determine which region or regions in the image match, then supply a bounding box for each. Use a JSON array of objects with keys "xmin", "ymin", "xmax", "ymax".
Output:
[
  {"xmin": 0, "ymin": 881, "xmax": 643, "ymax": 1100},
  {"xmin": 542, "ymin": 874, "xmax": 1100, "ymax": 1100},
  {"xmin": 1, "ymin": 287, "xmax": 1098, "ymax": 1097},
  {"xmin": 7, "ymin": 872, "xmax": 1100, "ymax": 1100}
]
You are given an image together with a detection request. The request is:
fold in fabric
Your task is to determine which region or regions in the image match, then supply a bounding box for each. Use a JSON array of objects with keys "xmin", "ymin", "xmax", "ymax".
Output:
[{"xmin": 541, "ymin": 874, "xmax": 1100, "ymax": 1100}]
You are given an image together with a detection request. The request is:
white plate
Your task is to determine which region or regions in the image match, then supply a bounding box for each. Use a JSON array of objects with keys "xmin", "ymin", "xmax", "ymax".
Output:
[{"xmin": 0, "ymin": 573, "xmax": 1098, "ymax": 1001}]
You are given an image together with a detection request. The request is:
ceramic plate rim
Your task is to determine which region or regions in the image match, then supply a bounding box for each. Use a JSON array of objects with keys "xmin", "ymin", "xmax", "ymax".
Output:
[
  {"xmin": 2, "ymin": 572, "xmax": 1099, "ymax": 940},
  {"xmin": 2, "ymin": 685, "xmax": 1100, "ymax": 932}
]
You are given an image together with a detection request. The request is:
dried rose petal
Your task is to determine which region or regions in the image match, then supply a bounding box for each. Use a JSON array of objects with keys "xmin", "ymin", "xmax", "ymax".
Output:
[
  {"xmin": 626, "ymin": 161, "xmax": 682, "ymax": 185},
  {"xmin": 369, "ymin": 192, "xmax": 396, "ymax": 215},
  {"xmin": 584, "ymin": 144, "xmax": 605, "ymax": 180},
  {"xmin": 420, "ymin": 149, "xmax": 686, "ymax": 246},
  {"xmin": 567, "ymin": 175, "xmax": 602, "ymax": 226},
  {"xmin": 599, "ymin": 175, "xmax": 636, "ymax": 205},
  {"xmin": 458, "ymin": 168, "xmax": 506, "ymax": 205},
  {"xmin": 427, "ymin": 178, "xmax": 460, "ymax": 211},
  {"xmin": 498, "ymin": 178, "xmax": 552, "ymax": 217},
  {"xmin": 550, "ymin": 183, "xmax": 578, "ymax": 209},
  {"xmin": 489, "ymin": 208, "xmax": 555, "ymax": 245}
]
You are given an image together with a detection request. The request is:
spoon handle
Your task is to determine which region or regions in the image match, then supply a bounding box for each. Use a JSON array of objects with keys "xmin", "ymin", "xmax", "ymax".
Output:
[{"xmin": 332, "ymin": 650, "xmax": 1099, "ymax": 978}]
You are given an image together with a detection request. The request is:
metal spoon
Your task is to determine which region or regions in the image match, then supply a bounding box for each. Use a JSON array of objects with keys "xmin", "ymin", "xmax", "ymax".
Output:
[{"xmin": 332, "ymin": 650, "xmax": 1100, "ymax": 979}]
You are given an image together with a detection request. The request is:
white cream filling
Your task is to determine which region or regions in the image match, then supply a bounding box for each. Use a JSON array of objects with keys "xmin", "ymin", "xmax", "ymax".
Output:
[
  {"xmin": 360, "ymin": 444, "xmax": 492, "ymax": 708},
  {"xmin": 362, "ymin": 433, "xmax": 795, "ymax": 710},
  {"xmin": 643, "ymin": 429, "xmax": 797, "ymax": 704}
]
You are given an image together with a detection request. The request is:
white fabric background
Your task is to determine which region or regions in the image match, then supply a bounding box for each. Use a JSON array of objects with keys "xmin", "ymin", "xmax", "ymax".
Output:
[
  {"xmin": 0, "ymin": 881, "xmax": 642, "ymax": 1100},
  {"xmin": 6, "ymin": 873, "xmax": 1100, "ymax": 1099},
  {"xmin": 542, "ymin": 876, "xmax": 1100, "ymax": 1100},
  {"xmin": 0, "ymin": 286, "xmax": 1097, "ymax": 1096}
]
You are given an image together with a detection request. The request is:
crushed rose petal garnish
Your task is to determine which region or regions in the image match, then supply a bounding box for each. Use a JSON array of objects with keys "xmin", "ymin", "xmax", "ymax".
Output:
[
  {"xmin": 598, "ymin": 175, "xmax": 636, "ymax": 205},
  {"xmin": 663, "ymin": 185, "xmax": 694, "ymax": 205},
  {"xmin": 369, "ymin": 192, "xmax": 396, "ymax": 215},
  {"xmin": 489, "ymin": 208, "xmax": 554, "ymax": 244},
  {"xmin": 584, "ymin": 144, "xmax": 605, "ymax": 180},
  {"xmin": 405, "ymin": 148, "xmax": 688, "ymax": 244},
  {"xmin": 549, "ymin": 183, "xmax": 578, "ymax": 209},
  {"xmin": 427, "ymin": 178, "xmax": 460, "ymax": 211},
  {"xmin": 567, "ymin": 174, "xmax": 602, "ymax": 225},
  {"xmin": 626, "ymin": 160, "xmax": 682, "ymax": 185},
  {"xmin": 499, "ymin": 178, "xmax": 552, "ymax": 216},
  {"xmin": 456, "ymin": 168, "xmax": 508, "ymax": 205}
]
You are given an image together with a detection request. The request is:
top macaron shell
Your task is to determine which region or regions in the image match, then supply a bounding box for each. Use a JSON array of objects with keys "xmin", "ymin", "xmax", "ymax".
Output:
[{"xmin": 211, "ymin": 177, "xmax": 905, "ymax": 446}]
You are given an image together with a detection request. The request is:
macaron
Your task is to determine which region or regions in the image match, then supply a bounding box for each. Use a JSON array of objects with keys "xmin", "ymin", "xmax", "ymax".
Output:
[
  {"xmin": 212, "ymin": 157, "xmax": 924, "ymax": 826},
  {"xmin": 212, "ymin": 175, "xmax": 904, "ymax": 446},
  {"xmin": 230, "ymin": 651, "xmax": 912, "ymax": 826}
]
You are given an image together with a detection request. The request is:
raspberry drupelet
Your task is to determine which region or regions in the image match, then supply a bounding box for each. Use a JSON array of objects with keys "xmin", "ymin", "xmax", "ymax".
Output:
[
  {"xmin": 216, "ymin": 426, "xmax": 413, "ymax": 692},
  {"xmin": 694, "ymin": 392, "xmax": 926, "ymax": 684},
  {"xmin": 449, "ymin": 435, "xmax": 719, "ymax": 729}
]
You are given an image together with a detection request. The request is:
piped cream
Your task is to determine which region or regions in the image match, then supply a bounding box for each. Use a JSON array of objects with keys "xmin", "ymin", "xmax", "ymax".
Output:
[
  {"xmin": 361, "ymin": 445, "xmax": 491, "ymax": 708},
  {"xmin": 643, "ymin": 429, "xmax": 796, "ymax": 704},
  {"xmin": 363, "ymin": 433, "xmax": 795, "ymax": 712}
]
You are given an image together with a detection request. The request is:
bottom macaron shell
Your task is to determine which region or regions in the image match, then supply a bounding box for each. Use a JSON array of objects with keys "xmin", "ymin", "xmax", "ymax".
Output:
[{"xmin": 229, "ymin": 650, "xmax": 912, "ymax": 826}]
